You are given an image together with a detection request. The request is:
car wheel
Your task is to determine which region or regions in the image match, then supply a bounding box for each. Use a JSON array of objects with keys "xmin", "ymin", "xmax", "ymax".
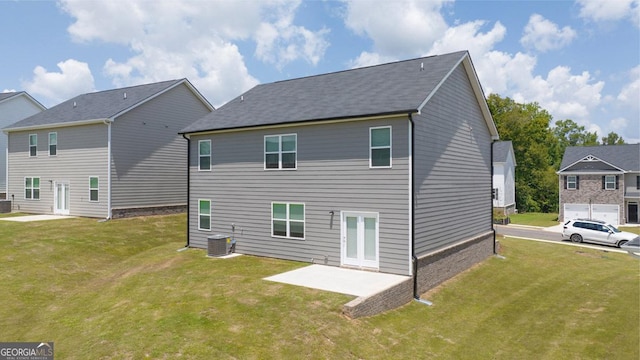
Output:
[
  {"xmin": 618, "ymin": 240, "xmax": 628, "ymax": 248},
  {"xmin": 570, "ymin": 234, "xmax": 582, "ymax": 243}
]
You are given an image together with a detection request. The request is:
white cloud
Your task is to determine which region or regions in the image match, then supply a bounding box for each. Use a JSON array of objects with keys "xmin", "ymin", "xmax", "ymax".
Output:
[
  {"xmin": 348, "ymin": 52, "xmax": 397, "ymax": 68},
  {"xmin": 520, "ymin": 14, "xmax": 576, "ymax": 52},
  {"xmin": 59, "ymin": 0, "xmax": 330, "ymax": 105},
  {"xmin": 23, "ymin": 59, "xmax": 95, "ymax": 106},
  {"xmin": 577, "ymin": 0, "xmax": 640, "ymax": 27},
  {"xmin": 617, "ymin": 65, "xmax": 640, "ymax": 110},
  {"xmin": 343, "ymin": 0, "xmax": 452, "ymax": 57}
]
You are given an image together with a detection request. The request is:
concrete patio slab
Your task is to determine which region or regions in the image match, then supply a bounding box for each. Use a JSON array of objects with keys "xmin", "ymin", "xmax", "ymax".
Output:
[
  {"xmin": 0, "ymin": 215, "xmax": 75, "ymax": 222},
  {"xmin": 264, "ymin": 264, "xmax": 410, "ymax": 297}
]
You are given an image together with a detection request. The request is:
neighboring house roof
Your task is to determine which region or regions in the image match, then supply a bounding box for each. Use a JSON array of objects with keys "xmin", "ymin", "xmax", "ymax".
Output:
[
  {"xmin": 558, "ymin": 144, "xmax": 640, "ymax": 173},
  {"xmin": 3, "ymin": 79, "xmax": 213, "ymax": 132},
  {"xmin": 493, "ymin": 141, "xmax": 516, "ymax": 165},
  {"xmin": 181, "ymin": 50, "xmax": 498, "ymax": 139},
  {"xmin": 0, "ymin": 91, "xmax": 46, "ymax": 110}
]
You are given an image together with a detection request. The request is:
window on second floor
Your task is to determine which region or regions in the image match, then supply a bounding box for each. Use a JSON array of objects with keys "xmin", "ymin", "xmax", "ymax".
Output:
[
  {"xmin": 25, "ymin": 177, "xmax": 40, "ymax": 200},
  {"xmin": 199, "ymin": 140, "xmax": 211, "ymax": 171},
  {"xmin": 29, "ymin": 134, "xmax": 37, "ymax": 157},
  {"xmin": 49, "ymin": 132, "xmax": 57, "ymax": 156},
  {"xmin": 604, "ymin": 175, "xmax": 617, "ymax": 190},
  {"xmin": 566, "ymin": 175, "xmax": 578, "ymax": 190},
  {"xmin": 265, "ymin": 134, "xmax": 297, "ymax": 170},
  {"xmin": 370, "ymin": 126, "xmax": 392, "ymax": 168}
]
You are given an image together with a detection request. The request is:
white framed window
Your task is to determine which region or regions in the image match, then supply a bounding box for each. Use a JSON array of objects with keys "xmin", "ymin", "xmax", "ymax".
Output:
[
  {"xmin": 370, "ymin": 126, "xmax": 391, "ymax": 168},
  {"xmin": 604, "ymin": 175, "xmax": 616, "ymax": 190},
  {"xmin": 271, "ymin": 202, "xmax": 305, "ymax": 239},
  {"xmin": 89, "ymin": 177, "xmax": 99, "ymax": 202},
  {"xmin": 198, "ymin": 199, "xmax": 211, "ymax": 231},
  {"xmin": 198, "ymin": 140, "xmax": 211, "ymax": 171},
  {"xmin": 25, "ymin": 177, "xmax": 40, "ymax": 200},
  {"xmin": 265, "ymin": 134, "xmax": 297, "ymax": 170},
  {"xmin": 49, "ymin": 132, "xmax": 57, "ymax": 156},
  {"xmin": 567, "ymin": 175, "xmax": 577, "ymax": 190},
  {"xmin": 29, "ymin": 134, "xmax": 37, "ymax": 157}
]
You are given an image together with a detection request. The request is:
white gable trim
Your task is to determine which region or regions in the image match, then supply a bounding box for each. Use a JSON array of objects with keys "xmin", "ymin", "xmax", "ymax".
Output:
[{"xmin": 557, "ymin": 154, "xmax": 626, "ymax": 173}]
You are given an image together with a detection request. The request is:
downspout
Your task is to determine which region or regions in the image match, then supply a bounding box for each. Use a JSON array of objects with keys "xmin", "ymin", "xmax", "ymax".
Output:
[
  {"xmin": 408, "ymin": 113, "xmax": 419, "ymax": 300},
  {"xmin": 491, "ymin": 139, "xmax": 497, "ymax": 254},
  {"xmin": 105, "ymin": 119, "xmax": 113, "ymax": 220},
  {"xmin": 182, "ymin": 133, "xmax": 191, "ymax": 248}
]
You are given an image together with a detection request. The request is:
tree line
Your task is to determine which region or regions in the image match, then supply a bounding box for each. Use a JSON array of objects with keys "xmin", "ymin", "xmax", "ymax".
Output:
[{"xmin": 487, "ymin": 94, "xmax": 626, "ymax": 214}]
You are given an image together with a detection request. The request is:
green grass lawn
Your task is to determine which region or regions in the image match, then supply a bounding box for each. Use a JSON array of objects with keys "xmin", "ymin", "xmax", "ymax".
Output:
[
  {"xmin": 508, "ymin": 212, "xmax": 559, "ymax": 227},
  {"xmin": 0, "ymin": 214, "xmax": 638, "ymax": 359}
]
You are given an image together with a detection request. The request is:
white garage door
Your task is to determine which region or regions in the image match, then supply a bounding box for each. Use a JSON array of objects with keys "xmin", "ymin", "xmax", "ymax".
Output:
[
  {"xmin": 591, "ymin": 204, "xmax": 619, "ymax": 226},
  {"xmin": 564, "ymin": 204, "xmax": 589, "ymax": 220}
]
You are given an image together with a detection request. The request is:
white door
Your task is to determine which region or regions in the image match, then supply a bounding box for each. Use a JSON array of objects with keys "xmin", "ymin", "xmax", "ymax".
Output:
[
  {"xmin": 592, "ymin": 204, "xmax": 619, "ymax": 226},
  {"xmin": 341, "ymin": 212, "xmax": 379, "ymax": 269},
  {"xmin": 54, "ymin": 182, "xmax": 70, "ymax": 215},
  {"xmin": 564, "ymin": 204, "xmax": 589, "ymax": 220}
]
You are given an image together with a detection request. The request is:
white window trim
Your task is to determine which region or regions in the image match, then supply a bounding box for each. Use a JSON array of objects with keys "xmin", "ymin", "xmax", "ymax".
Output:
[
  {"xmin": 271, "ymin": 202, "xmax": 305, "ymax": 239},
  {"xmin": 29, "ymin": 134, "xmax": 37, "ymax": 157},
  {"xmin": 198, "ymin": 140, "xmax": 212, "ymax": 171},
  {"xmin": 264, "ymin": 134, "xmax": 297, "ymax": 170},
  {"xmin": 567, "ymin": 175, "xmax": 577, "ymax": 190},
  {"xmin": 24, "ymin": 176, "xmax": 40, "ymax": 200},
  {"xmin": 369, "ymin": 126, "xmax": 392, "ymax": 168},
  {"xmin": 89, "ymin": 176, "xmax": 99, "ymax": 202},
  {"xmin": 605, "ymin": 175, "xmax": 616, "ymax": 190},
  {"xmin": 48, "ymin": 132, "xmax": 57, "ymax": 157},
  {"xmin": 198, "ymin": 199, "xmax": 212, "ymax": 231}
]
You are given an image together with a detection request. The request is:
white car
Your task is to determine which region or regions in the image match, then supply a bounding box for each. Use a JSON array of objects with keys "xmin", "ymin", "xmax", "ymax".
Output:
[{"xmin": 562, "ymin": 219, "xmax": 637, "ymax": 248}]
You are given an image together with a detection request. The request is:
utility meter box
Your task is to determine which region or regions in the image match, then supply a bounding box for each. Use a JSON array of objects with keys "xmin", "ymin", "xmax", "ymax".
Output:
[{"xmin": 207, "ymin": 234, "xmax": 231, "ymax": 257}]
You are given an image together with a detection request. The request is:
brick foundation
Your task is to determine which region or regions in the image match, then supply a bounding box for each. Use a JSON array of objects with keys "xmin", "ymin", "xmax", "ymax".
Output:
[
  {"xmin": 111, "ymin": 204, "xmax": 186, "ymax": 219},
  {"xmin": 342, "ymin": 230, "xmax": 495, "ymax": 318}
]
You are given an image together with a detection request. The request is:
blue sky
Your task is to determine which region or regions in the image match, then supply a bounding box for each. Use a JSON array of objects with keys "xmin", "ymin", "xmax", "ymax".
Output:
[{"xmin": 1, "ymin": 0, "xmax": 638, "ymax": 143}]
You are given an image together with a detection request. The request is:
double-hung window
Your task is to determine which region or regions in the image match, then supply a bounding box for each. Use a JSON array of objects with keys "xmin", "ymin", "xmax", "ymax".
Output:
[
  {"xmin": 198, "ymin": 200, "xmax": 211, "ymax": 230},
  {"xmin": 265, "ymin": 134, "xmax": 297, "ymax": 169},
  {"xmin": 567, "ymin": 175, "xmax": 577, "ymax": 190},
  {"xmin": 25, "ymin": 177, "xmax": 40, "ymax": 200},
  {"xmin": 49, "ymin": 132, "xmax": 57, "ymax": 156},
  {"xmin": 604, "ymin": 175, "xmax": 616, "ymax": 190},
  {"xmin": 370, "ymin": 126, "xmax": 391, "ymax": 168},
  {"xmin": 89, "ymin": 177, "xmax": 99, "ymax": 202},
  {"xmin": 199, "ymin": 140, "xmax": 211, "ymax": 171},
  {"xmin": 272, "ymin": 202, "xmax": 305, "ymax": 239},
  {"xmin": 29, "ymin": 134, "xmax": 37, "ymax": 157}
]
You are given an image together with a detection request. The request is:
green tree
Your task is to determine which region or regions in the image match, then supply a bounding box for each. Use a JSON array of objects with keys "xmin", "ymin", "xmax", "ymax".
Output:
[
  {"xmin": 601, "ymin": 131, "xmax": 626, "ymax": 145},
  {"xmin": 552, "ymin": 119, "xmax": 599, "ymax": 167},
  {"xmin": 487, "ymin": 94, "xmax": 560, "ymax": 213}
]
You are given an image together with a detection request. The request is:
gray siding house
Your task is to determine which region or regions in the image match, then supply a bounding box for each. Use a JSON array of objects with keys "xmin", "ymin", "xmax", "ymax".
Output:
[
  {"xmin": 558, "ymin": 144, "xmax": 640, "ymax": 225},
  {"xmin": 0, "ymin": 92, "xmax": 46, "ymax": 197},
  {"xmin": 492, "ymin": 141, "xmax": 516, "ymax": 215},
  {"xmin": 180, "ymin": 51, "xmax": 499, "ymax": 296},
  {"xmin": 3, "ymin": 79, "xmax": 213, "ymax": 219}
]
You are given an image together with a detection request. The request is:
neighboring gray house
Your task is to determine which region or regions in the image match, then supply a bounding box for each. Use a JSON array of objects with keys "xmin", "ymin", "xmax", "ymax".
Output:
[
  {"xmin": 492, "ymin": 141, "xmax": 516, "ymax": 215},
  {"xmin": 0, "ymin": 92, "xmax": 46, "ymax": 198},
  {"xmin": 3, "ymin": 79, "xmax": 213, "ymax": 218},
  {"xmin": 558, "ymin": 144, "xmax": 640, "ymax": 226},
  {"xmin": 180, "ymin": 51, "xmax": 499, "ymax": 301}
]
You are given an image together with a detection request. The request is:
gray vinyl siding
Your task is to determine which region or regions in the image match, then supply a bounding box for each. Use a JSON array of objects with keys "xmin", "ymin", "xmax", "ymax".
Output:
[
  {"xmin": 0, "ymin": 97, "xmax": 44, "ymax": 191},
  {"xmin": 110, "ymin": 83, "xmax": 211, "ymax": 209},
  {"xmin": 413, "ymin": 64, "xmax": 493, "ymax": 256},
  {"xmin": 7, "ymin": 124, "xmax": 109, "ymax": 217},
  {"xmin": 189, "ymin": 118, "xmax": 412, "ymax": 275}
]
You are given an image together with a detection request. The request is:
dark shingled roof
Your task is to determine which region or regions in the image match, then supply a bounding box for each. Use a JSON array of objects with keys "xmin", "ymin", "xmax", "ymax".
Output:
[
  {"xmin": 181, "ymin": 51, "xmax": 470, "ymax": 134},
  {"xmin": 4, "ymin": 79, "xmax": 184, "ymax": 130},
  {"xmin": 493, "ymin": 141, "xmax": 514, "ymax": 163},
  {"xmin": 559, "ymin": 144, "xmax": 640, "ymax": 172},
  {"xmin": 0, "ymin": 92, "xmax": 21, "ymax": 102}
]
